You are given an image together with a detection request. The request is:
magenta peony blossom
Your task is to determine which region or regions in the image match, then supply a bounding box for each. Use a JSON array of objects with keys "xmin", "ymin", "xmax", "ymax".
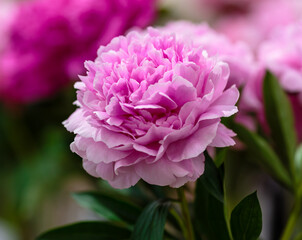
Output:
[
  {"xmin": 160, "ymin": 21, "xmax": 255, "ymax": 87},
  {"xmin": 239, "ymin": 22, "xmax": 302, "ymax": 139},
  {"xmin": 0, "ymin": 2, "xmax": 14, "ymax": 54},
  {"xmin": 63, "ymin": 27, "xmax": 239, "ymax": 189},
  {"xmin": 0, "ymin": 0, "xmax": 155, "ymax": 104}
]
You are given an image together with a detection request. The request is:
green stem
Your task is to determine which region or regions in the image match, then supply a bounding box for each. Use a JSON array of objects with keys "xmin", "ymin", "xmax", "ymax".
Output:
[
  {"xmin": 281, "ymin": 196, "xmax": 301, "ymax": 240},
  {"xmin": 223, "ymin": 176, "xmax": 234, "ymax": 240},
  {"xmin": 177, "ymin": 187, "xmax": 195, "ymax": 240},
  {"xmin": 170, "ymin": 207, "xmax": 187, "ymax": 236}
]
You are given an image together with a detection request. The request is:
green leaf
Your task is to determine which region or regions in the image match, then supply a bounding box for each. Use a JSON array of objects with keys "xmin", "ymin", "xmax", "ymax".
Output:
[
  {"xmin": 194, "ymin": 177, "xmax": 231, "ymax": 240},
  {"xmin": 263, "ymin": 71, "xmax": 297, "ymax": 167},
  {"xmin": 231, "ymin": 192, "xmax": 262, "ymax": 240},
  {"xmin": 36, "ymin": 221, "xmax": 131, "ymax": 240},
  {"xmin": 73, "ymin": 191, "xmax": 142, "ymax": 225},
  {"xmin": 199, "ymin": 152, "xmax": 224, "ymax": 202},
  {"xmin": 233, "ymin": 123, "xmax": 292, "ymax": 189},
  {"xmin": 295, "ymin": 144, "xmax": 302, "ymax": 184},
  {"xmin": 131, "ymin": 200, "xmax": 171, "ymax": 240}
]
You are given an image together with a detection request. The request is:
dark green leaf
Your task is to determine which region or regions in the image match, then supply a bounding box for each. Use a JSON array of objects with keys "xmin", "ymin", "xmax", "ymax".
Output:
[
  {"xmin": 36, "ymin": 221, "xmax": 131, "ymax": 240},
  {"xmin": 194, "ymin": 177, "xmax": 231, "ymax": 240},
  {"xmin": 263, "ymin": 71, "xmax": 297, "ymax": 167},
  {"xmin": 233, "ymin": 123, "xmax": 292, "ymax": 189},
  {"xmin": 198, "ymin": 152, "xmax": 224, "ymax": 202},
  {"xmin": 131, "ymin": 200, "xmax": 171, "ymax": 240},
  {"xmin": 231, "ymin": 192, "xmax": 262, "ymax": 240},
  {"xmin": 73, "ymin": 191, "xmax": 142, "ymax": 224}
]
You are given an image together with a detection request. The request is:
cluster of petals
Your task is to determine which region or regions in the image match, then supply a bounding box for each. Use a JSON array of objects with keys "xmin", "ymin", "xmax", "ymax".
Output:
[
  {"xmin": 0, "ymin": 0, "xmax": 155, "ymax": 104},
  {"xmin": 160, "ymin": 21, "xmax": 255, "ymax": 88},
  {"xmin": 239, "ymin": 21, "xmax": 302, "ymax": 139},
  {"xmin": 64, "ymin": 27, "xmax": 239, "ymax": 189}
]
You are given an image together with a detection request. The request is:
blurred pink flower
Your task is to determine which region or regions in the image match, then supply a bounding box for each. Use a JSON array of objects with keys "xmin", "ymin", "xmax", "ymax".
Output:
[
  {"xmin": 64, "ymin": 27, "xmax": 239, "ymax": 189},
  {"xmin": 0, "ymin": 0, "xmax": 155, "ymax": 104},
  {"xmin": 239, "ymin": 22, "xmax": 302, "ymax": 139},
  {"xmin": 0, "ymin": 2, "xmax": 15, "ymax": 54},
  {"xmin": 215, "ymin": 0, "xmax": 300, "ymax": 49},
  {"xmin": 160, "ymin": 21, "xmax": 255, "ymax": 87}
]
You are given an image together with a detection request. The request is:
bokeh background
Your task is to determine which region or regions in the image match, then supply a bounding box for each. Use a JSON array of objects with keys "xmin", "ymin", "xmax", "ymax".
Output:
[{"xmin": 0, "ymin": 0, "xmax": 301, "ymax": 239}]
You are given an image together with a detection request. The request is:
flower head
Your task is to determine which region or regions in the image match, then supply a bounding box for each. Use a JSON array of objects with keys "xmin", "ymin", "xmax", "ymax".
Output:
[
  {"xmin": 0, "ymin": 0, "xmax": 155, "ymax": 104},
  {"xmin": 239, "ymin": 21, "xmax": 302, "ymax": 139},
  {"xmin": 215, "ymin": 0, "xmax": 301, "ymax": 49},
  {"xmin": 64, "ymin": 27, "xmax": 239, "ymax": 188}
]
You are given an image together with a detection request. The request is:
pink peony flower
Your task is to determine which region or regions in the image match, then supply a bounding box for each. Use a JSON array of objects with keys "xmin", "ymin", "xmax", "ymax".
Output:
[
  {"xmin": 239, "ymin": 21, "xmax": 302, "ymax": 139},
  {"xmin": 0, "ymin": 0, "xmax": 155, "ymax": 104},
  {"xmin": 160, "ymin": 21, "xmax": 255, "ymax": 87},
  {"xmin": 64, "ymin": 27, "xmax": 239, "ymax": 189},
  {"xmin": 215, "ymin": 0, "xmax": 300, "ymax": 50}
]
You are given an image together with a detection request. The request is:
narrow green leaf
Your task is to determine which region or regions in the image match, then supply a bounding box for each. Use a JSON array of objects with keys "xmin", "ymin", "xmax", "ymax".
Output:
[
  {"xmin": 233, "ymin": 123, "xmax": 292, "ymax": 189},
  {"xmin": 198, "ymin": 152, "xmax": 224, "ymax": 202},
  {"xmin": 231, "ymin": 192, "xmax": 262, "ymax": 240},
  {"xmin": 194, "ymin": 177, "xmax": 231, "ymax": 240},
  {"xmin": 36, "ymin": 221, "xmax": 131, "ymax": 240},
  {"xmin": 73, "ymin": 192, "xmax": 141, "ymax": 224},
  {"xmin": 131, "ymin": 200, "xmax": 171, "ymax": 240},
  {"xmin": 295, "ymin": 144, "xmax": 302, "ymax": 183},
  {"xmin": 263, "ymin": 71, "xmax": 297, "ymax": 167}
]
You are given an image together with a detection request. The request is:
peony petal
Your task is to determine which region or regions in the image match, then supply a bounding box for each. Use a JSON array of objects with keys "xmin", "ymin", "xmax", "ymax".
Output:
[
  {"xmin": 156, "ymin": 124, "xmax": 196, "ymax": 161},
  {"xmin": 174, "ymin": 63, "xmax": 200, "ymax": 87},
  {"xmin": 169, "ymin": 75, "xmax": 197, "ymax": 106},
  {"xmin": 212, "ymin": 85, "xmax": 240, "ymax": 106},
  {"xmin": 208, "ymin": 62, "xmax": 230, "ymax": 101},
  {"xmin": 209, "ymin": 124, "xmax": 236, "ymax": 147},
  {"xmin": 133, "ymin": 143, "xmax": 158, "ymax": 156},
  {"xmin": 165, "ymin": 120, "xmax": 219, "ymax": 162},
  {"xmin": 169, "ymin": 155, "xmax": 205, "ymax": 188},
  {"xmin": 83, "ymin": 159, "xmax": 99, "ymax": 178},
  {"xmin": 199, "ymin": 105, "xmax": 238, "ymax": 120},
  {"xmin": 135, "ymin": 125, "xmax": 174, "ymax": 145},
  {"xmin": 95, "ymin": 127, "xmax": 133, "ymax": 148},
  {"xmin": 135, "ymin": 154, "xmax": 205, "ymax": 187},
  {"xmin": 86, "ymin": 141, "xmax": 131, "ymax": 164},
  {"xmin": 134, "ymin": 104, "xmax": 166, "ymax": 113},
  {"xmin": 109, "ymin": 166, "xmax": 140, "ymax": 189},
  {"xmin": 138, "ymin": 91, "xmax": 178, "ymax": 110},
  {"xmin": 114, "ymin": 152, "xmax": 149, "ymax": 171}
]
